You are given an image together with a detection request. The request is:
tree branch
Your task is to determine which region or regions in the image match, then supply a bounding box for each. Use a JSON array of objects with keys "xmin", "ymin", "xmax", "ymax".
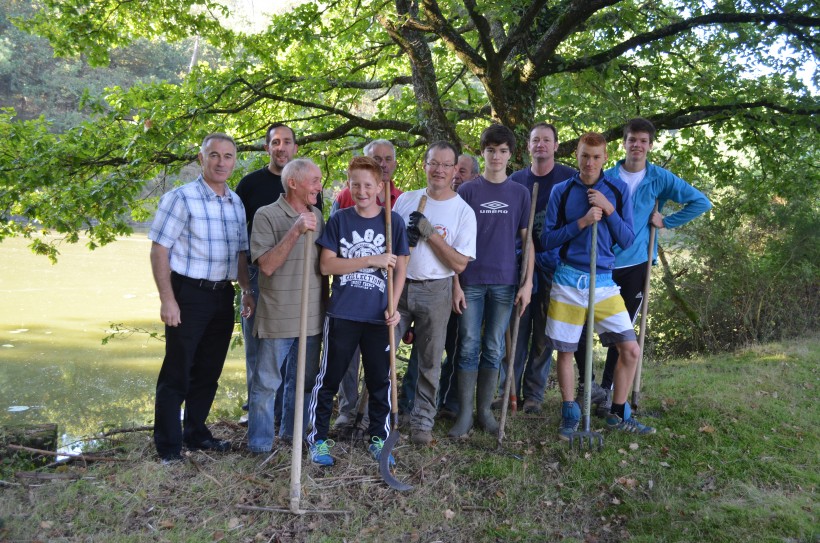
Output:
[
  {"xmin": 419, "ymin": 0, "xmax": 487, "ymax": 77},
  {"xmin": 536, "ymin": 11, "xmax": 820, "ymax": 78},
  {"xmin": 522, "ymin": 0, "xmax": 619, "ymax": 81}
]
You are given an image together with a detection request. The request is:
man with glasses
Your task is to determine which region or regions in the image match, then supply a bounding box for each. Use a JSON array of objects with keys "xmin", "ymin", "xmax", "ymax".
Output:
[{"xmin": 392, "ymin": 141, "xmax": 477, "ymax": 445}]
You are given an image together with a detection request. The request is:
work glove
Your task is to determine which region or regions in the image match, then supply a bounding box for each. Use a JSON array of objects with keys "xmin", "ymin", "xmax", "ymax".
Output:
[
  {"xmin": 408, "ymin": 211, "xmax": 435, "ymax": 241},
  {"xmin": 406, "ymin": 225, "xmax": 421, "ymax": 248}
]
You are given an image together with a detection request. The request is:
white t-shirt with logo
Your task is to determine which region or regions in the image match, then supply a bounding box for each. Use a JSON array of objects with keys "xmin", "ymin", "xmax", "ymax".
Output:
[{"xmin": 393, "ymin": 188, "xmax": 477, "ymax": 280}]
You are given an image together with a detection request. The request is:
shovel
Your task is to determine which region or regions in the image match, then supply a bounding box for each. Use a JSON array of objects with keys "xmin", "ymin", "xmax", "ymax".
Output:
[
  {"xmin": 289, "ymin": 227, "xmax": 313, "ymax": 514},
  {"xmin": 570, "ymin": 220, "xmax": 604, "ymax": 452},
  {"xmin": 378, "ymin": 181, "xmax": 413, "ymax": 491},
  {"xmin": 498, "ymin": 183, "xmax": 538, "ymax": 445},
  {"xmin": 632, "ymin": 200, "xmax": 658, "ymax": 411}
]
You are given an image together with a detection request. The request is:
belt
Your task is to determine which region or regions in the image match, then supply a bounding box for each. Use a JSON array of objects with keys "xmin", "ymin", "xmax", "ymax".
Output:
[
  {"xmin": 173, "ymin": 272, "xmax": 233, "ymax": 290},
  {"xmin": 405, "ymin": 277, "xmax": 449, "ymax": 285}
]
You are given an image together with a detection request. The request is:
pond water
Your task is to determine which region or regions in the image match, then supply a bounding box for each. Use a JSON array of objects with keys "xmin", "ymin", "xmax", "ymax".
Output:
[{"xmin": 0, "ymin": 234, "xmax": 247, "ymax": 447}]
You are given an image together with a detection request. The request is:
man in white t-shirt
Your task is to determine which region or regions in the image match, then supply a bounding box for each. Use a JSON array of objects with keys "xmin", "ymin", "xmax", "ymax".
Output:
[{"xmin": 392, "ymin": 141, "xmax": 477, "ymax": 445}]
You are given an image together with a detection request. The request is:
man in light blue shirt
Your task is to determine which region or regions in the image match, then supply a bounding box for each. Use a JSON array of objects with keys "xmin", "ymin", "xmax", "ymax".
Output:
[
  {"xmin": 575, "ymin": 118, "xmax": 712, "ymax": 415},
  {"xmin": 149, "ymin": 133, "xmax": 255, "ymax": 463}
]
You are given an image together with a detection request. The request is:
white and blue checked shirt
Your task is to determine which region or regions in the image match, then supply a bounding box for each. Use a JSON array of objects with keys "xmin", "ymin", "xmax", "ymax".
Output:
[{"xmin": 149, "ymin": 176, "xmax": 249, "ymax": 281}]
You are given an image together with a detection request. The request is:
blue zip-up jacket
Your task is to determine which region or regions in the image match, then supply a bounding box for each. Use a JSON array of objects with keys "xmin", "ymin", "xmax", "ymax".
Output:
[
  {"xmin": 542, "ymin": 172, "xmax": 634, "ymax": 273},
  {"xmin": 605, "ymin": 160, "xmax": 712, "ymax": 268}
]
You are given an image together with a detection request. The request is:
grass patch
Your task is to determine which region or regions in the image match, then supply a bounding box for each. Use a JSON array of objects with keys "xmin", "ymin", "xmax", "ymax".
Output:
[{"xmin": 1, "ymin": 336, "xmax": 817, "ymax": 542}]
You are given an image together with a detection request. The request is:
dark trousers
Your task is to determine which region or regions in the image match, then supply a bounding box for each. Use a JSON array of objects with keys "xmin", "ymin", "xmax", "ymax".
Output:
[
  {"xmin": 154, "ymin": 275, "xmax": 234, "ymax": 457},
  {"xmin": 437, "ymin": 312, "xmax": 461, "ymax": 411},
  {"xmin": 308, "ymin": 317, "xmax": 392, "ymax": 444},
  {"xmin": 575, "ymin": 262, "xmax": 646, "ymax": 388}
]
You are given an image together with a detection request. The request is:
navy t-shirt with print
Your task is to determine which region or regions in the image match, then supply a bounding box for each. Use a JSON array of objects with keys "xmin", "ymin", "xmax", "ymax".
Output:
[
  {"xmin": 317, "ymin": 207, "xmax": 410, "ymax": 325},
  {"xmin": 457, "ymin": 177, "xmax": 530, "ymax": 287}
]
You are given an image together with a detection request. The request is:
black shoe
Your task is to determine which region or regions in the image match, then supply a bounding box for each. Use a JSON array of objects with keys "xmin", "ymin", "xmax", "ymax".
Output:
[
  {"xmin": 242, "ymin": 402, "xmax": 249, "ymax": 412},
  {"xmin": 160, "ymin": 453, "xmax": 184, "ymax": 465},
  {"xmin": 186, "ymin": 438, "xmax": 231, "ymax": 452}
]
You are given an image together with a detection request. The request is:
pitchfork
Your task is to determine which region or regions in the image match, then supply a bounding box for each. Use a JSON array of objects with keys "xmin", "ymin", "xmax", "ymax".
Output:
[{"xmin": 570, "ymin": 220, "xmax": 604, "ymax": 452}]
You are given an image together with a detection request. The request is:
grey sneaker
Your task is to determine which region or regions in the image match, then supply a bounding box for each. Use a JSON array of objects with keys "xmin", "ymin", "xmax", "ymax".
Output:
[
  {"xmin": 333, "ymin": 413, "xmax": 352, "ymax": 429},
  {"xmin": 595, "ymin": 388, "xmax": 613, "ymax": 418},
  {"xmin": 605, "ymin": 402, "xmax": 655, "ymax": 435},
  {"xmin": 522, "ymin": 399, "xmax": 542, "ymax": 414},
  {"xmin": 575, "ymin": 381, "xmax": 607, "ymax": 406},
  {"xmin": 410, "ymin": 428, "xmax": 433, "ymax": 445}
]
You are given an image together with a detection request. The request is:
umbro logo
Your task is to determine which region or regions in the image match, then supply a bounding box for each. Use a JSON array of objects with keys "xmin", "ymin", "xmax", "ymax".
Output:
[
  {"xmin": 481, "ymin": 201, "xmax": 508, "ymax": 210},
  {"xmin": 479, "ymin": 200, "xmax": 509, "ymax": 214}
]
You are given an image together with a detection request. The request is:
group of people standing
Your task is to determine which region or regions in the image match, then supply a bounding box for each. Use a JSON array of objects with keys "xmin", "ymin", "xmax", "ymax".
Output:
[{"xmin": 147, "ymin": 118, "xmax": 711, "ymax": 467}]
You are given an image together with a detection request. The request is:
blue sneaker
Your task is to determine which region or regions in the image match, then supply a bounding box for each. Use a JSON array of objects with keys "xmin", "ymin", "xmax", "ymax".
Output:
[
  {"xmin": 606, "ymin": 402, "xmax": 656, "ymax": 435},
  {"xmin": 309, "ymin": 439, "xmax": 335, "ymax": 466},
  {"xmin": 368, "ymin": 436, "xmax": 395, "ymax": 468},
  {"xmin": 558, "ymin": 401, "xmax": 581, "ymax": 441}
]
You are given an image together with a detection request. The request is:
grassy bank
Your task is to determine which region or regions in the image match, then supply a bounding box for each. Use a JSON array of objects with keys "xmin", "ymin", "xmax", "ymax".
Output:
[{"xmin": 1, "ymin": 337, "xmax": 817, "ymax": 542}]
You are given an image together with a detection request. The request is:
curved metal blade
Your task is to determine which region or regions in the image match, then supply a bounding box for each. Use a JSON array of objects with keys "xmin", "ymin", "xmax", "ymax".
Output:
[{"xmin": 378, "ymin": 430, "xmax": 413, "ymax": 492}]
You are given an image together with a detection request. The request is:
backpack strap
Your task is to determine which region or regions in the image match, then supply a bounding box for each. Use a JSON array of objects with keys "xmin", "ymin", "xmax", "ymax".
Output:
[{"xmin": 555, "ymin": 182, "xmax": 580, "ymax": 261}]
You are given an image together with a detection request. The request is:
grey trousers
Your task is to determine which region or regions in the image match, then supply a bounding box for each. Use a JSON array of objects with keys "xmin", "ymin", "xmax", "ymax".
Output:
[{"xmin": 395, "ymin": 277, "xmax": 453, "ymax": 431}]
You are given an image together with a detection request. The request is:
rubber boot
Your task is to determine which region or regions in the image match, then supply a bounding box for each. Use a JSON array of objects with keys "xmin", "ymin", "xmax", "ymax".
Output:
[
  {"xmin": 476, "ymin": 368, "xmax": 499, "ymax": 433},
  {"xmin": 448, "ymin": 371, "xmax": 477, "ymax": 438}
]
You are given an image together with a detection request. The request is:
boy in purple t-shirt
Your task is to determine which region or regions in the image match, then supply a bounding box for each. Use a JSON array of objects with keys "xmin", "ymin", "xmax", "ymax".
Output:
[
  {"xmin": 308, "ymin": 156, "xmax": 409, "ymax": 467},
  {"xmin": 449, "ymin": 124, "xmax": 534, "ymax": 438}
]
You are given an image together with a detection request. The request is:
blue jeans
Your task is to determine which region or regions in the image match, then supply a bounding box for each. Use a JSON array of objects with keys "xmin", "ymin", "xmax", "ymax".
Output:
[
  {"xmin": 456, "ymin": 284, "xmax": 516, "ymax": 372},
  {"xmin": 498, "ymin": 285, "xmax": 553, "ymax": 404},
  {"xmin": 242, "ymin": 264, "xmax": 260, "ymax": 398},
  {"xmin": 278, "ymin": 335, "xmax": 321, "ymax": 439},
  {"xmin": 248, "ymin": 334, "xmax": 320, "ymax": 452}
]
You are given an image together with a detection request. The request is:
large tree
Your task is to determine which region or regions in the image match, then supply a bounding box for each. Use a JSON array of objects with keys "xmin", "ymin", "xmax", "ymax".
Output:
[{"xmin": 1, "ymin": 0, "xmax": 818, "ymax": 260}]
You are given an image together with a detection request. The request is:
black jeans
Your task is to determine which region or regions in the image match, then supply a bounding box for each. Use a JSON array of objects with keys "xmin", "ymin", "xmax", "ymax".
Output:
[
  {"xmin": 154, "ymin": 274, "xmax": 234, "ymax": 457},
  {"xmin": 308, "ymin": 317, "xmax": 392, "ymax": 444}
]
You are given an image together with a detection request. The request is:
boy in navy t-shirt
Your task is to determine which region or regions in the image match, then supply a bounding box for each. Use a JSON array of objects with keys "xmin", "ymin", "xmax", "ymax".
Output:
[
  {"xmin": 449, "ymin": 124, "xmax": 534, "ymax": 438},
  {"xmin": 308, "ymin": 156, "xmax": 409, "ymax": 466}
]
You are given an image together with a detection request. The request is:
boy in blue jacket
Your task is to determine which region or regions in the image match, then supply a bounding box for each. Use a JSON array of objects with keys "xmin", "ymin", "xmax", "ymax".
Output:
[
  {"xmin": 543, "ymin": 132, "xmax": 655, "ymax": 440},
  {"xmin": 575, "ymin": 118, "xmax": 712, "ymax": 416}
]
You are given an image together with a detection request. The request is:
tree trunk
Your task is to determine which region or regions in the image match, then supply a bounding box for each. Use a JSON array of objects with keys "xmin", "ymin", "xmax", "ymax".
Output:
[{"xmin": 385, "ymin": 0, "xmax": 461, "ymax": 147}]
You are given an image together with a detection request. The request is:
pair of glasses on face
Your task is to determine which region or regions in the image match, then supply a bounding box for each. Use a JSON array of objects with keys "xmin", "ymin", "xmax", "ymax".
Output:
[{"xmin": 426, "ymin": 161, "xmax": 455, "ymax": 169}]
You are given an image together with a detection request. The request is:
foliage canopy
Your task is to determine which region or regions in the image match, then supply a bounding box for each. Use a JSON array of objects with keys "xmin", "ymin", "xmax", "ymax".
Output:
[{"xmin": 0, "ymin": 0, "xmax": 818, "ymax": 271}]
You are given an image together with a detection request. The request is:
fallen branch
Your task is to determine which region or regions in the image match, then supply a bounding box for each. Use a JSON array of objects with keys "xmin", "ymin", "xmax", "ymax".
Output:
[
  {"xmin": 15, "ymin": 471, "xmax": 94, "ymax": 481},
  {"xmin": 236, "ymin": 504, "xmax": 350, "ymax": 515},
  {"xmin": 100, "ymin": 425, "xmax": 153, "ymax": 437},
  {"xmin": 6, "ymin": 444, "xmax": 125, "ymax": 462},
  {"xmin": 189, "ymin": 457, "xmax": 224, "ymax": 488}
]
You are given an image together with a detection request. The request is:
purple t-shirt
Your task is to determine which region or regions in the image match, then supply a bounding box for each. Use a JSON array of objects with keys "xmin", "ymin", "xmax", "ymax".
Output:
[
  {"xmin": 317, "ymin": 207, "xmax": 409, "ymax": 324},
  {"xmin": 457, "ymin": 176, "xmax": 531, "ymax": 286}
]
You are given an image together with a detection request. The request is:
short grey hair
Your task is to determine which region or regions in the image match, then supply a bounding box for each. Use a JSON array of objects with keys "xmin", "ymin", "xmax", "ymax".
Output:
[
  {"xmin": 282, "ymin": 158, "xmax": 319, "ymax": 193},
  {"xmin": 363, "ymin": 139, "xmax": 395, "ymax": 156},
  {"xmin": 461, "ymin": 153, "xmax": 480, "ymax": 176},
  {"xmin": 200, "ymin": 132, "xmax": 236, "ymax": 154}
]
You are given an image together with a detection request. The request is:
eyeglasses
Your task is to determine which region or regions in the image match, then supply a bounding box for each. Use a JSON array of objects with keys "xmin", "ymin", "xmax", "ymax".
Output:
[{"xmin": 426, "ymin": 161, "xmax": 455, "ymax": 169}]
